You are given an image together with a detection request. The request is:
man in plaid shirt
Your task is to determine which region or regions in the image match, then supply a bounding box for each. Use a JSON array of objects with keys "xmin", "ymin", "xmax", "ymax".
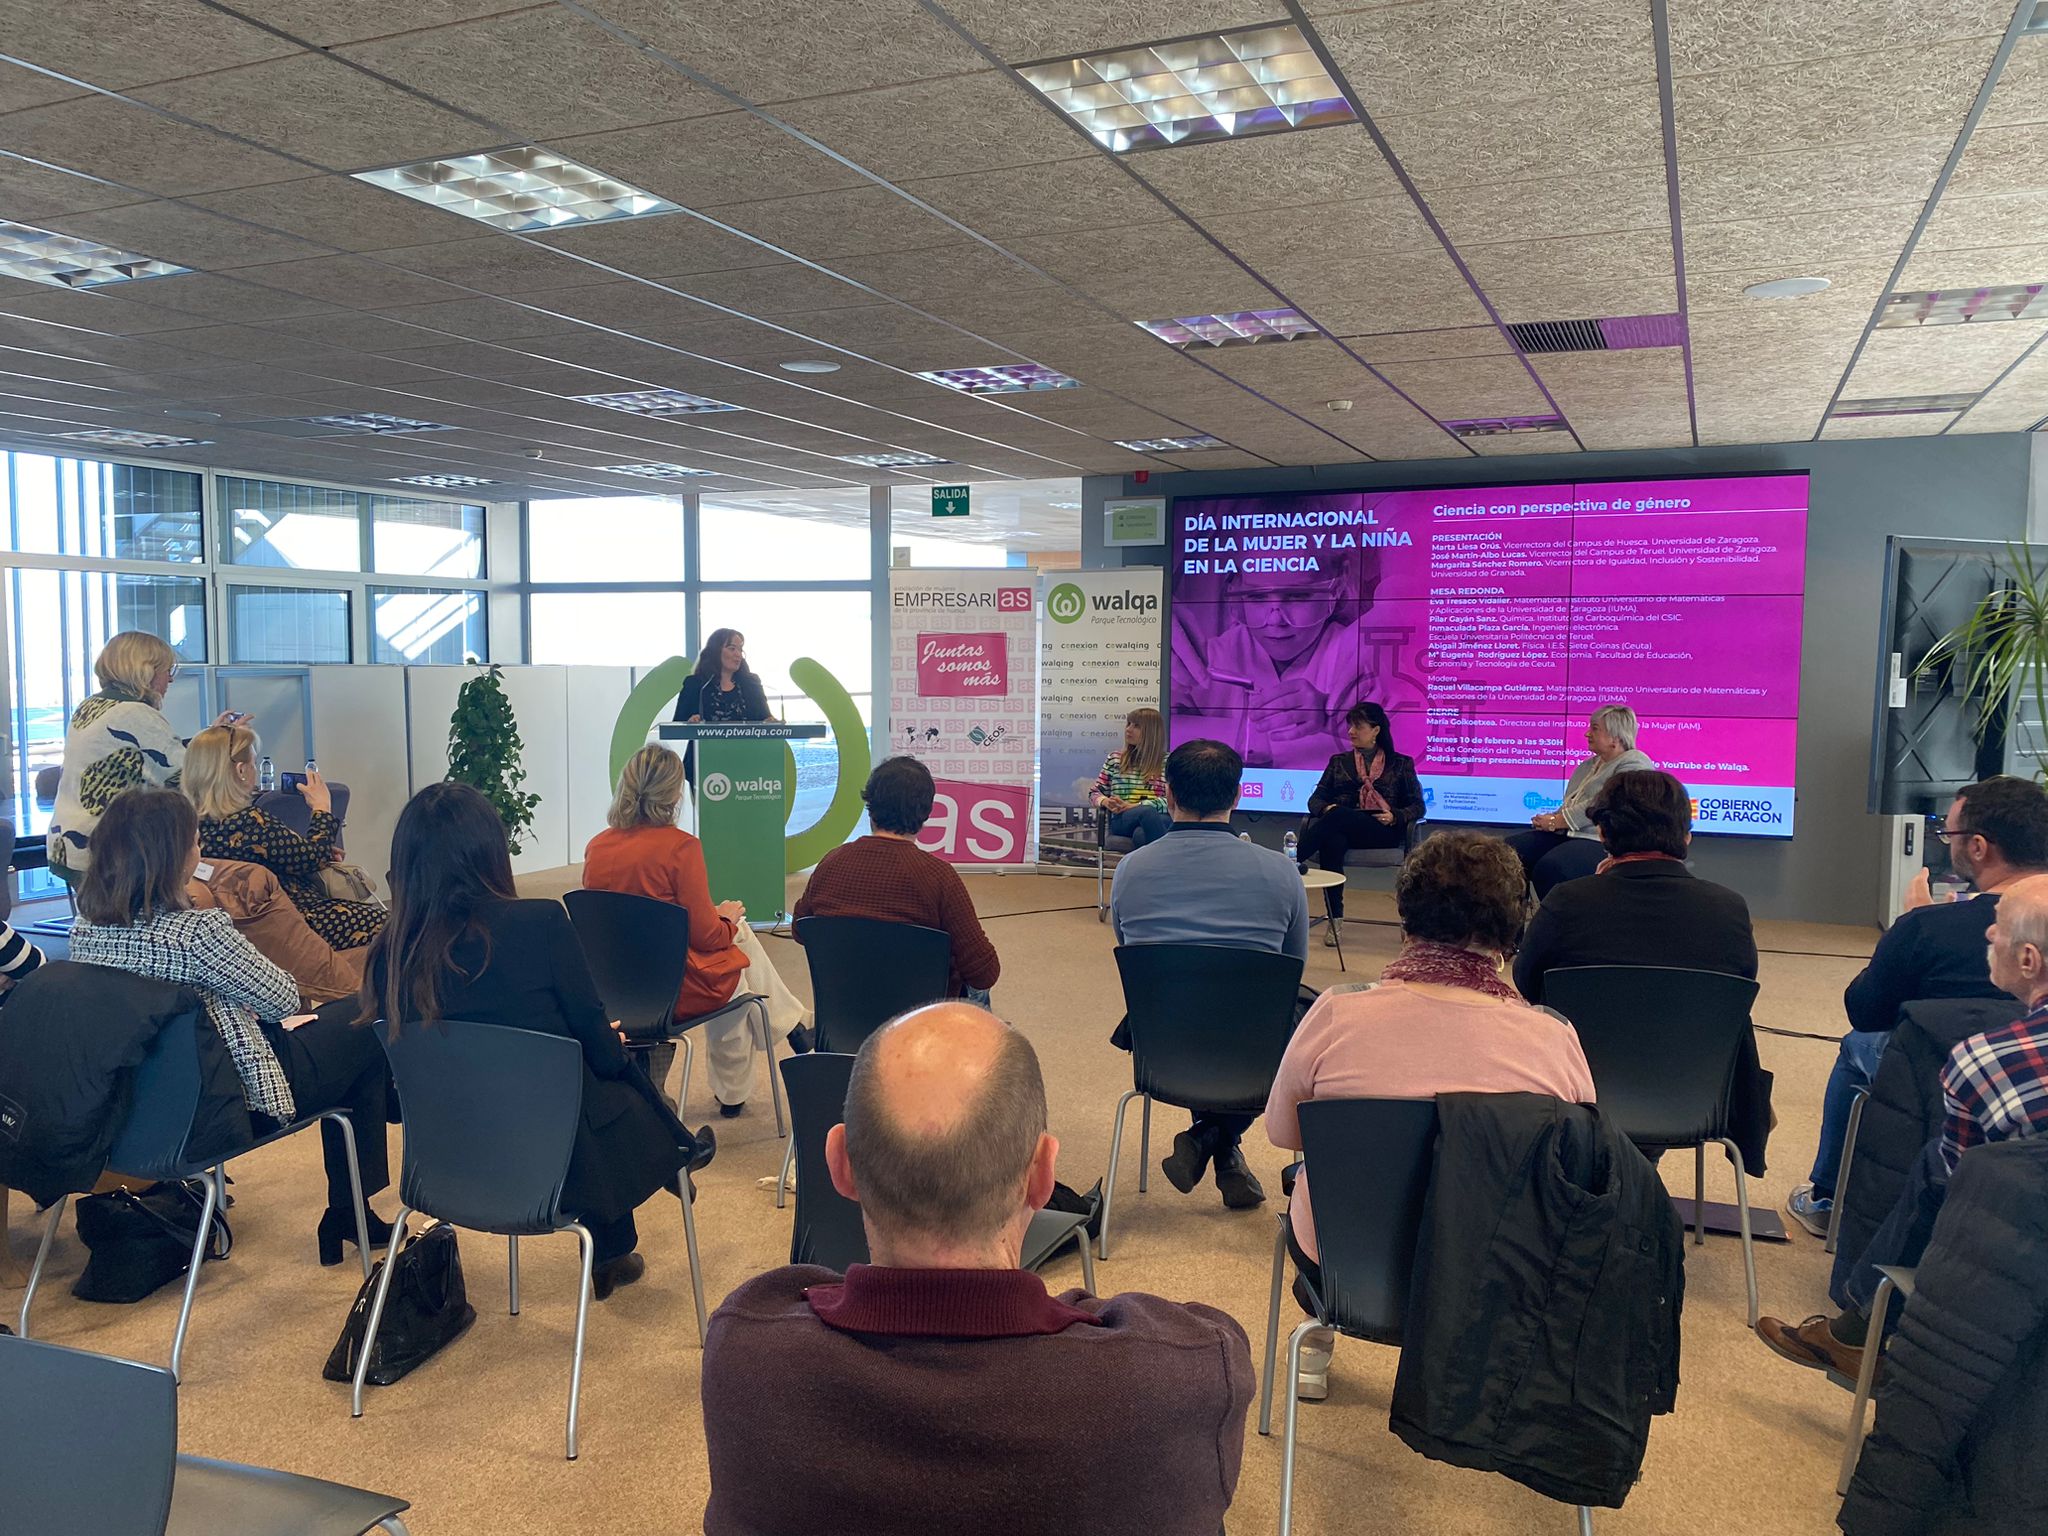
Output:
[{"xmin": 1759, "ymin": 874, "xmax": 2048, "ymax": 1379}]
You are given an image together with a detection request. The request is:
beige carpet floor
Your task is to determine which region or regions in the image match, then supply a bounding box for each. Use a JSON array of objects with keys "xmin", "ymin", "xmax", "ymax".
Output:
[{"xmin": 3, "ymin": 870, "xmax": 1880, "ymax": 1536}]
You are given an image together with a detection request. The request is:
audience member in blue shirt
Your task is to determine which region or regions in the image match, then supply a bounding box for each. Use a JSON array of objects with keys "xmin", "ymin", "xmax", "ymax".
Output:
[{"xmin": 1110, "ymin": 738, "xmax": 1309, "ymax": 1211}]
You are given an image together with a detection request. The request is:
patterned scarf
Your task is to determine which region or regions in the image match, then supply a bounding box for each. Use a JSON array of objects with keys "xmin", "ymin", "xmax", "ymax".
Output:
[
  {"xmin": 1353, "ymin": 748, "xmax": 1390, "ymax": 815},
  {"xmin": 1382, "ymin": 938, "xmax": 1521, "ymax": 1002}
]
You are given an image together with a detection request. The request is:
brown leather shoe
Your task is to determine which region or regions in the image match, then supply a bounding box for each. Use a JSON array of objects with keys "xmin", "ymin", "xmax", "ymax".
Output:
[{"xmin": 1757, "ymin": 1313, "xmax": 1869, "ymax": 1379}]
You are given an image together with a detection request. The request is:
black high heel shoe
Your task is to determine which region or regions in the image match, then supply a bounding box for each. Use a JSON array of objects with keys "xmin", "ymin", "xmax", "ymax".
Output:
[{"xmin": 317, "ymin": 1205, "xmax": 395, "ymax": 1267}]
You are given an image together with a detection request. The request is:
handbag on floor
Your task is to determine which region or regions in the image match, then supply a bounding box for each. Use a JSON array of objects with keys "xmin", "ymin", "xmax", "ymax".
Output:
[
  {"xmin": 71, "ymin": 1179, "xmax": 232, "ymax": 1304},
  {"xmin": 323, "ymin": 1221, "xmax": 475, "ymax": 1387}
]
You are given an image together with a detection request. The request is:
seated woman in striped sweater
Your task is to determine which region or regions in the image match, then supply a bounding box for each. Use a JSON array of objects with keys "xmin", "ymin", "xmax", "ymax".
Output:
[{"xmin": 1090, "ymin": 707, "xmax": 1171, "ymax": 848}]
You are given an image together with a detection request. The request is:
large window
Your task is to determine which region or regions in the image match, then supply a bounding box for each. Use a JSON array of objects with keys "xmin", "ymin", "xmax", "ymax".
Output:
[
  {"xmin": 528, "ymin": 497, "xmax": 684, "ymax": 582},
  {"xmin": 700, "ymin": 493, "xmax": 870, "ymax": 581},
  {"xmin": 8, "ymin": 454, "xmax": 204, "ymax": 562},
  {"xmin": 227, "ymin": 583, "xmax": 352, "ymax": 664},
  {"xmin": 371, "ymin": 587, "xmax": 486, "ymax": 665},
  {"xmin": 529, "ymin": 591, "xmax": 689, "ymax": 666}
]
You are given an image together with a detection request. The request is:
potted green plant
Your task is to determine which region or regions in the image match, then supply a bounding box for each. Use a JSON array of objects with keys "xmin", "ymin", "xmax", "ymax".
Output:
[
  {"xmin": 447, "ymin": 664, "xmax": 542, "ymax": 852},
  {"xmin": 1917, "ymin": 542, "xmax": 2048, "ymax": 780}
]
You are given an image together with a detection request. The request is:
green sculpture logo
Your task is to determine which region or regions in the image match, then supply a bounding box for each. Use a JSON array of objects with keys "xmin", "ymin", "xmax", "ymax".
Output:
[{"xmin": 1046, "ymin": 582, "xmax": 1086, "ymax": 625}]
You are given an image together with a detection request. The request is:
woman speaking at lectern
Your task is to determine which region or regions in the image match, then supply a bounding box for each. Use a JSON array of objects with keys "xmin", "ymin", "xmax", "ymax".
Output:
[{"xmin": 672, "ymin": 628, "xmax": 771, "ymax": 784}]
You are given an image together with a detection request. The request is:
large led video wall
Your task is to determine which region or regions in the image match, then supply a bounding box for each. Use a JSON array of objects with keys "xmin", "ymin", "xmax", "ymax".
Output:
[{"xmin": 1168, "ymin": 473, "xmax": 1808, "ymax": 837}]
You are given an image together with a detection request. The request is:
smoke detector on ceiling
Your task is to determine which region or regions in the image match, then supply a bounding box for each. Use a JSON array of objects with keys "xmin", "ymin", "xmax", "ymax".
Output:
[
  {"xmin": 1326, "ymin": 399, "xmax": 1354, "ymax": 412},
  {"xmin": 1743, "ymin": 276, "xmax": 1832, "ymax": 299}
]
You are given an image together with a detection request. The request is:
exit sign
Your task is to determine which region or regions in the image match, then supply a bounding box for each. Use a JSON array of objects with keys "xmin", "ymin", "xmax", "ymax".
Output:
[{"xmin": 932, "ymin": 484, "xmax": 971, "ymax": 517}]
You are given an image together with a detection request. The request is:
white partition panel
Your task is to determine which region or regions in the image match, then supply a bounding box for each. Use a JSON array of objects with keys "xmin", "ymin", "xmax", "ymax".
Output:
[
  {"xmin": 405, "ymin": 665, "xmax": 574, "ymax": 875},
  {"xmin": 307, "ymin": 665, "xmax": 410, "ymax": 880},
  {"xmin": 564, "ymin": 666, "xmax": 633, "ymax": 863}
]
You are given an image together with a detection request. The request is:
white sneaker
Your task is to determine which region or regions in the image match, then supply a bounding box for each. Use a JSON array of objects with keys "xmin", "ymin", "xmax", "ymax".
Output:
[
  {"xmin": 1296, "ymin": 1327, "xmax": 1336, "ymax": 1400},
  {"xmin": 1323, "ymin": 923, "xmax": 1342, "ymax": 948},
  {"xmin": 1785, "ymin": 1180, "xmax": 1833, "ymax": 1239}
]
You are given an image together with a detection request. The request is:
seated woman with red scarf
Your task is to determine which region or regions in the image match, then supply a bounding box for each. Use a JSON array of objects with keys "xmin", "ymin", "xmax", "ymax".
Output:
[{"xmin": 1296, "ymin": 702, "xmax": 1426, "ymax": 938}]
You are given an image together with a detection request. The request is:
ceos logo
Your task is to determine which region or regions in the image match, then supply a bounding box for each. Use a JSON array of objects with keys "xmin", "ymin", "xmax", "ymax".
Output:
[
  {"xmin": 701, "ymin": 772, "xmax": 731, "ymax": 802},
  {"xmin": 1046, "ymin": 583, "xmax": 1086, "ymax": 624}
]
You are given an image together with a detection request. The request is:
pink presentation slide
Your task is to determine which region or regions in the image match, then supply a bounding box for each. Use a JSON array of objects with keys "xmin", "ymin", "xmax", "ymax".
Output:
[{"xmin": 1168, "ymin": 474, "xmax": 1808, "ymax": 836}]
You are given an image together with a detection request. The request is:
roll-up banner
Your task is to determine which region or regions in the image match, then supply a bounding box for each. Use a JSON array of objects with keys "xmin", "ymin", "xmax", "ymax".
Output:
[
  {"xmin": 886, "ymin": 569, "xmax": 1039, "ymax": 867},
  {"xmin": 1037, "ymin": 569, "xmax": 1166, "ymax": 863}
]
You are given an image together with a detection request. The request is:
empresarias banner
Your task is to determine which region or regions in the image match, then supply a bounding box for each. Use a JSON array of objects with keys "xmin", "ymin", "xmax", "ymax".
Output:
[
  {"xmin": 1039, "ymin": 569, "xmax": 1165, "ymax": 822},
  {"xmin": 888, "ymin": 569, "xmax": 1039, "ymax": 866}
]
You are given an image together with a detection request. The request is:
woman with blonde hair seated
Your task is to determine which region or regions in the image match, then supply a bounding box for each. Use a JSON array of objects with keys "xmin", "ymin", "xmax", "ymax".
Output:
[
  {"xmin": 184, "ymin": 724, "xmax": 384, "ymax": 951},
  {"xmin": 48, "ymin": 630, "xmax": 237, "ymax": 881},
  {"xmin": 582, "ymin": 745, "xmax": 812, "ymax": 1119},
  {"xmin": 1090, "ymin": 706, "xmax": 1171, "ymax": 848}
]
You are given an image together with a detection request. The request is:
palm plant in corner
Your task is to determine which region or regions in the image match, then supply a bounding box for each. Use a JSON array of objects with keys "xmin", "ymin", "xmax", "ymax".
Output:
[
  {"xmin": 1917, "ymin": 542, "xmax": 2048, "ymax": 783},
  {"xmin": 447, "ymin": 664, "xmax": 542, "ymax": 853}
]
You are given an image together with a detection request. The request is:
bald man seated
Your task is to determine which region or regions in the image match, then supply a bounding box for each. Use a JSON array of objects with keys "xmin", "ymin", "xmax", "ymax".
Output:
[{"xmin": 700, "ymin": 1003, "xmax": 1253, "ymax": 1536}]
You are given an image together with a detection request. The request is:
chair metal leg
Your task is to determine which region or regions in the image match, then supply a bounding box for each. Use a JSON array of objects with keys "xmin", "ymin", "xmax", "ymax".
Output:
[
  {"xmin": 167, "ymin": 1168, "xmax": 223, "ymax": 1383},
  {"xmin": 1277, "ymin": 1318, "xmax": 1319, "ymax": 1536},
  {"xmin": 1258, "ymin": 1211, "xmax": 1289, "ymax": 1436},
  {"xmin": 322, "ymin": 1109, "xmax": 374, "ymax": 1282},
  {"xmin": 565, "ymin": 1222, "xmax": 596, "ymax": 1461},
  {"xmin": 1719, "ymin": 1138, "xmax": 1760, "ymax": 1327},
  {"xmin": 508, "ymin": 1235, "xmax": 520, "ymax": 1316},
  {"xmin": 17, "ymin": 1193, "xmax": 67, "ymax": 1337},
  {"xmin": 380, "ymin": 1520, "xmax": 411, "ymax": 1535},
  {"xmin": 1693, "ymin": 1143, "xmax": 1706, "ymax": 1246},
  {"xmin": 352, "ymin": 1207, "xmax": 414, "ymax": 1419},
  {"xmin": 1138, "ymin": 1094, "xmax": 1152, "ymax": 1195},
  {"xmin": 1577, "ymin": 1506, "xmax": 1594, "ymax": 1534},
  {"xmin": 1829, "ymin": 1092, "xmax": 1867, "ymax": 1257},
  {"xmin": 1836, "ymin": 1272, "xmax": 1896, "ymax": 1496},
  {"xmin": 677, "ymin": 1031, "xmax": 695, "ymax": 1113},
  {"xmin": 1099, "ymin": 1088, "xmax": 1139, "ymax": 1260},
  {"xmin": 678, "ymin": 1176, "xmax": 709, "ymax": 1347},
  {"xmin": 1077, "ymin": 1225, "xmax": 1096, "ymax": 1294},
  {"xmin": 774, "ymin": 1134, "xmax": 795, "ymax": 1211},
  {"xmin": 756, "ymin": 1003, "xmax": 787, "ymax": 1138}
]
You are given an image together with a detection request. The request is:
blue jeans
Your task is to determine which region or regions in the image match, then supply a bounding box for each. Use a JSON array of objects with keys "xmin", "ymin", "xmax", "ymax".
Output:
[
  {"xmin": 1808, "ymin": 1029, "xmax": 1889, "ymax": 1196},
  {"xmin": 1109, "ymin": 803, "xmax": 1171, "ymax": 848}
]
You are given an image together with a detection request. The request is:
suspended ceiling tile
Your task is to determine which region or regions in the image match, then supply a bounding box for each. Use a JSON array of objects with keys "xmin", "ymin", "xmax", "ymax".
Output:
[
  {"xmin": 0, "ymin": 286, "xmax": 206, "ymax": 334},
  {"xmin": 1485, "ymin": 276, "xmax": 1680, "ymax": 326},
  {"xmin": 994, "ymin": 324, "xmax": 1180, "ymax": 377},
  {"xmin": 673, "ymin": 263, "xmax": 882, "ymax": 317},
  {"xmin": 1980, "ymin": 37, "xmax": 2048, "ymax": 128},
  {"xmin": 526, "ymin": 213, "xmax": 785, "ymax": 280},
  {"xmin": 1685, "ymin": 263, "xmax": 1897, "ymax": 314},
  {"xmin": 30, "ymin": 201, "xmax": 323, "ymax": 276},
  {"xmin": 1688, "ymin": 304, "xmax": 1867, "ymax": 362},
  {"xmin": 773, "ymin": 73, "xmax": 1085, "ymax": 181},
  {"xmin": 364, "ymin": 236, "xmax": 626, "ymax": 296},
  {"xmin": 1201, "ymin": 197, "xmax": 1441, "ymax": 271},
  {"xmin": 557, "ymin": 116, "xmax": 864, "ymax": 209},
  {"xmin": 1690, "ymin": 383, "xmax": 1831, "ymax": 445},
  {"xmin": 1428, "ymin": 164, "xmax": 1672, "ymax": 247},
  {"xmin": 785, "ymin": 306, "xmax": 1003, "ymax": 372},
  {"xmin": 181, "ymin": 174, "xmax": 481, "ymax": 254},
  {"xmin": 1669, "ymin": 0, "xmax": 2013, "ymax": 74},
  {"xmin": 1008, "ymin": 234, "xmax": 1281, "ymax": 320},
  {"xmin": 902, "ymin": 156, "xmax": 1169, "ymax": 241},
  {"xmin": 582, "ymin": 0, "xmax": 989, "ymax": 100},
  {"xmin": 936, "ymin": 0, "xmax": 1281, "ymax": 62},
  {"xmin": 1153, "ymin": 449, "xmax": 1272, "ymax": 470},
  {"xmin": 1819, "ymin": 410, "xmax": 1961, "ymax": 438},
  {"xmin": 235, "ymin": 254, "xmax": 474, "ymax": 311},
  {"xmin": 1122, "ymin": 124, "xmax": 1406, "ymax": 220},
  {"xmin": 1530, "ymin": 348, "xmax": 1694, "ymax": 450},
  {"xmin": 131, "ymin": 55, "xmax": 496, "ymax": 173},
  {"xmin": 1684, "ymin": 203, "xmax": 1924, "ymax": 273},
  {"xmin": 0, "ymin": 0, "xmax": 301, "ymax": 89},
  {"xmin": 1454, "ymin": 431, "xmax": 1577, "ymax": 456},
  {"xmin": 1375, "ymin": 81, "xmax": 1666, "ymax": 191},
  {"xmin": 702, "ymin": 185, "xmax": 963, "ymax": 263},
  {"xmin": 1920, "ymin": 190, "xmax": 2048, "ymax": 252},
  {"xmin": 1946, "ymin": 121, "xmax": 2048, "ymax": 198},
  {"xmin": 0, "ymin": 96, "xmax": 309, "ymax": 196},
  {"xmin": 1671, "ymin": 38, "xmax": 2001, "ymax": 160},
  {"xmin": 1198, "ymin": 338, "xmax": 1385, "ymax": 397},
  {"xmin": 1676, "ymin": 136, "xmax": 1955, "ymax": 225},
  {"xmin": 1374, "ymin": 354, "xmax": 1553, "ymax": 418},
  {"xmin": 0, "ymin": 157, "xmax": 150, "ymax": 223},
  {"xmin": 1899, "ymin": 241, "xmax": 2048, "ymax": 290},
  {"xmin": 1459, "ymin": 228, "xmax": 1676, "ymax": 299},
  {"xmin": 1843, "ymin": 320, "xmax": 2048, "ymax": 398},
  {"xmin": 335, "ymin": 9, "xmax": 730, "ymax": 140},
  {"xmin": 1315, "ymin": 0, "xmax": 1654, "ymax": 118},
  {"xmin": 247, "ymin": 310, "xmax": 449, "ymax": 354},
  {"xmin": 0, "ymin": 60, "xmax": 90, "ymax": 115},
  {"xmin": 1346, "ymin": 327, "xmax": 1512, "ymax": 363},
  {"xmin": 1279, "ymin": 248, "xmax": 1490, "ymax": 334},
  {"xmin": 209, "ymin": 0, "xmax": 531, "ymax": 47}
]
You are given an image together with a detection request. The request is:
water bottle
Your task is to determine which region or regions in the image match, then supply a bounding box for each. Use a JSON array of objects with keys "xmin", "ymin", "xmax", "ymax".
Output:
[
  {"xmin": 259, "ymin": 756, "xmax": 276, "ymax": 792},
  {"xmin": 304, "ymin": 758, "xmax": 317, "ymax": 776},
  {"xmin": 1284, "ymin": 831, "xmax": 1298, "ymax": 864}
]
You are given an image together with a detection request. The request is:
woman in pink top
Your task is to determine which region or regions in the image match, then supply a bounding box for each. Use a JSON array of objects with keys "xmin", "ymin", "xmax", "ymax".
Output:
[{"xmin": 1265, "ymin": 830, "xmax": 1596, "ymax": 1401}]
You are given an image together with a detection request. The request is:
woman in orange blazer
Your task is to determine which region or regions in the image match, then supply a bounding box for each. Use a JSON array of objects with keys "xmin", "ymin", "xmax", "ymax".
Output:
[{"xmin": 582, "ymin": 745, "xmax": 811, "ymax": 1118}]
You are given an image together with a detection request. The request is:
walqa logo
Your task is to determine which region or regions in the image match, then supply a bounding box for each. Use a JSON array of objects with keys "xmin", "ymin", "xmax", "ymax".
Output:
[
  {"xmin": 702, "ymin": 772, "xmax": 732, "ymax": 802},
  {"xmin": 705, "ymin": 774, "xmax": 779, "ymax": 802},
  {"xmin": 1046, "ymin": 582, "xmax": 1085, "ymax": 624}
]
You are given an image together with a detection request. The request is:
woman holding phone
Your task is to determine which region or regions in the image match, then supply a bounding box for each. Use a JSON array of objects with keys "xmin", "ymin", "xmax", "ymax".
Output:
[{"xmin": 184, "ymin": 724, "xmax": 385, "ymax": 950}]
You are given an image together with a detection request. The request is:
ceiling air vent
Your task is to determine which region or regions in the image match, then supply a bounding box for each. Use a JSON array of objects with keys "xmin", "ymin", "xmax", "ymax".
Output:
[{"xmin": 1507, "ymin": 313, "xmax": 1687, "ymax": 354}]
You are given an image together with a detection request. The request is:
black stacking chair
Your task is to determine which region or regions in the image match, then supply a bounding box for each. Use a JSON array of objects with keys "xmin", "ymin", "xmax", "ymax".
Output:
[
  {"xmin": 1, "ymin": 1333, "xmax": 411, "ymax": 1535},
  {"xmin": 1258, "ymin": 1099, "xmax": 1597, "ymax": 1536},
  {"xmin": 565, "ymin": 888, "xmax": 782, "ymax": 1131},
  {"xmin": 355, "ymin": 1019, "xmax": 707, "ymax": 1460},
  {"xmin": 1540, "ymin": 965, "xmax": 1762, "ymax": 1324},
  {"xmin": 778, "ymin": 1051, "xmax": 1095, "ymax": 1288},
  {"xmin": 14, "ymin": 965, "xmax": 372, "ymax": 1381},
  {"xmin": 1101, "ymin": 943, "xmax": 1304, "ymax": 1258}
]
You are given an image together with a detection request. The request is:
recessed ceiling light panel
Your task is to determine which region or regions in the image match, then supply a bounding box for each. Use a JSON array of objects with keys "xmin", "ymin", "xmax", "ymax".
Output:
[
  {"xmin": 354, "ymin": 147, "xmax": 679, "ymax": 233},
  {"xmin": 1137, "ymin": 309, "xmax": 1320, "ymax": 348},
  {"xmin": 1742, "ymin": 276, "xmax": 1832, "ymax": 299},
  {"xmin": 838, "ymin": 452, "xmax": 949, "ymax": 468},
  {"xmin": 602, "ymin": 462, "xmax": 717, "ymax": 479},
  {"xmin": 51, "ymin": 429, "xmax": 210, "ymax": 448},
  {"xmin": 0, "ymin": 219, "xmax": 188, "ymax": 288},
  {"xmin": 1115, "ymin": 435, "xmax": 1227, "ymax": 452},
  {"xmin": 1444, "ymin": 416, "xmax": 1569, "ymax": 436},
  {"xmin": 1830, "ymin": 393, "xmax": 1980, "ymax": 418},
  {"xmin": 571, "ymin": 389, "xmax": 739, "ymax": 417},
  {"xmin": 1877, "ymin": 283, "xmax": 2047, "ymax": 328},
  {"xmin": 915, "ymin": 363, "xmax": 1081, "ymax": 395},
  {"xmin": 297, "ymin": 412, "xmax": 455, "ymax": 435},
  {"xmin": 390, "ymin": 474, "xmax": 495, "ymax": 489},
  {"xmin": 1019, "ymin": 24, "xmax": 1356, "ymax": 152}
]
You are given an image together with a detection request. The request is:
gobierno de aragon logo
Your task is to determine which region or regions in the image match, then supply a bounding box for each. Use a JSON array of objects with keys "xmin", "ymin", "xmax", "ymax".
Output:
[{"xmin": 1046, "ymin": 583, "xmax": 1086, "ymax": 624}]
